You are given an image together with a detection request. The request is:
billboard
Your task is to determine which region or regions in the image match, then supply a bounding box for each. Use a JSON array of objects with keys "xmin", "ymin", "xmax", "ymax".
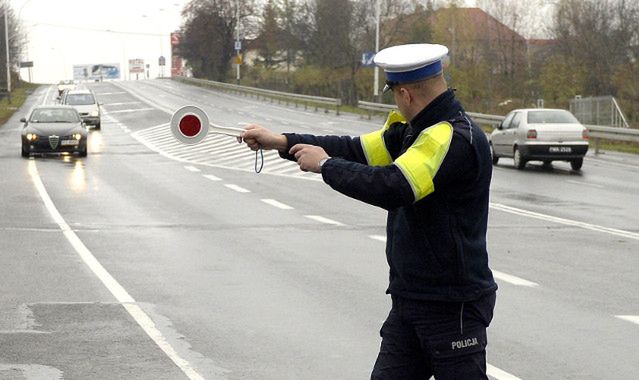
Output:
[
  {"xmin": 73, "ymin": 63, "xmax": 120, "ymax": 81},
  {"xmin": 129, "ymin": 59, "xmax": 145, "ymax": 74}
]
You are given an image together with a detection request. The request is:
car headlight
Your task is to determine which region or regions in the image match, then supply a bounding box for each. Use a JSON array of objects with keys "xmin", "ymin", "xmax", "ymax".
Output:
[
  {"xmin": 90, "ymin": 111, "xmax": 99, "ymax": 117},
  {"xmin": 73, "ymin": 133, "xmax": 82, "ymax": 140},
  {"xmin": 26, "ymin": 133, "xmax": 37, "ymax": 141}
]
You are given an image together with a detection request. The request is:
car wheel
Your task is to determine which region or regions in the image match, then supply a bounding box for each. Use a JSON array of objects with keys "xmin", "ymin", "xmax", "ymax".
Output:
[
  {"xmin": 490, "ymin": 144, "xmax": 499, "ymax": 165},
  {"xmin": 570, "ymin": 158, "xmax": 583, "ymax": 171},
  {"xmin": 513, "ymin": 147, "xmax": 526, "ymax": 170}
]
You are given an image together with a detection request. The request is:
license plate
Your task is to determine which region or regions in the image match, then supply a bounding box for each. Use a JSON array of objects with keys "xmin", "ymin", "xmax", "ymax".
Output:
[
  {"xmin": 61, "ymin": 140, "xmax": 79, "ymax": 146},
  {"xmin": 549, "ymin": 146, "xmax": 571, "ymax": 153}
]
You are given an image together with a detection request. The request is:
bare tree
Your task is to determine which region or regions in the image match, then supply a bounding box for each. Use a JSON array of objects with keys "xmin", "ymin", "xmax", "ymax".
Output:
[
  {"xmin": 0, "ymin": 5, "xmax": 25, "ymax": 88},
  {"xmin": 551, "ymin": 0, "xmax": 639, "ymax": 95},
  {"xmin": 180, "ymin": 0, "xmax": 256, "ymax": 82}
]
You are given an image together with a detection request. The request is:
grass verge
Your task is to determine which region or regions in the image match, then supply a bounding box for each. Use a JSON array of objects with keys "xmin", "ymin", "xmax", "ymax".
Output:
[{"xmin": 0, "ymin": 83, "xmax": 40, "ymax": 126}]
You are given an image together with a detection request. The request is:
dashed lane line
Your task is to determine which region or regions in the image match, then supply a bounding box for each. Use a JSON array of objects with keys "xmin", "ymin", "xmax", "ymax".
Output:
[
  {"xmin": 261, "ymin": 199, "xmax": 294, "ymax": 210},
  {"xmin": 616, "ymin": 315, "xmax": 639, "ymax": 326},
  {"xmin": 368, "ymin": 235, "xmax": 387, "ymax": 242},
  {"xmin": 224, "ymin": 184, "xmax": 251, "ymax": 193},
  {"xmin": 304, "ymin": 215, "xmax": 344, "ymax": 226},
  {"xmin": 487, "ymin": 364, "xmax": 523, "ymax": 380},
  {"xmin": 108, "ymin": 107, "xmax": 155, "ymax": 114},
  {"xmin": 203, "ymin": 174, "xmax": 222, "ymax": 181},
  {"xmin": 184, "ymin": 165, "xmax": 201, "ymax": 173},
  {"xmin": 491, "ymin": 270, "xmax": 539, "ymax": 288},
  {"xmin": 490, "ymin": 202, "xmax": 639, "ymax": 241}
]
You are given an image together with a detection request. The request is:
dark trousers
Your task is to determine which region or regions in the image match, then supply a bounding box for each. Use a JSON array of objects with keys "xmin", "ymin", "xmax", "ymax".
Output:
[{"xmin": 371, "ymin": 292, "xmax": 496, "ymax": 380}]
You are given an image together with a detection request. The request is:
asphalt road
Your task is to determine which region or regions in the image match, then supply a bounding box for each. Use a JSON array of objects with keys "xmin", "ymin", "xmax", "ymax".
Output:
[{"xmin": 0, "ymin": 80, "xmax": 637, "ymax": 380}]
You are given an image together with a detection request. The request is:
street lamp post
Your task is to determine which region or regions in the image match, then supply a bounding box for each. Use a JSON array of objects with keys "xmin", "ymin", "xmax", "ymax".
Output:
[
  {"xmin": 235, "ymin": 0, "xmax": 241, "ymax": 85},
  {"xmin": 373, "ymin": 0, "xmax": 381, "ymax": 102},
  {"xmin": 4, "ymin": 0, "xmax": 11, "ymax": 103}
]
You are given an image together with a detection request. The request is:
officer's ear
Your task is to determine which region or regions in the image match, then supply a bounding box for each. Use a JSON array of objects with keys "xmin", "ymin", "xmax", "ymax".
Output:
[{"xmin": 398, "ymin": 86, "xmax": 413, "ymax": 104}]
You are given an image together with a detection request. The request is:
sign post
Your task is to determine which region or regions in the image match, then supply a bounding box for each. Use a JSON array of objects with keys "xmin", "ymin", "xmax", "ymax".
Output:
[
  {"xmin": 20, "ymin": 61, "xmax": 34, "ymax": 83},
  {"xmin": 128, "ymin": 59, "xmax": 145, "ymax": 80}
]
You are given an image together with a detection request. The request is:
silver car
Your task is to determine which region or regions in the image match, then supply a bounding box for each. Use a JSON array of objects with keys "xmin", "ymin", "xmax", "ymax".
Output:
[
  {"xmin": 61, "ymin": 89, "xmax": 101, "ymax": 129},
  {"xmin": 489, "ymin": 108, "xmax": 589, "ymax": 171}
]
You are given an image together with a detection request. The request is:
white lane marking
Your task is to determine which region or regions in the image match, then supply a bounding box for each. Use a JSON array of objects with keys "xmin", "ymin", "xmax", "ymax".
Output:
[
  {"xmin": 565, "ymin": 179, "xmax": 604, "ymax": 189},
  {"xmin": 487, "ymin": 364, "xmax": 522, "ymax": 380},
  {"xmin": 105, "ymin": 101, "xmax": 142, "ymax": 106},
  {"xmin": 203, "ymin": 174, "xmax": 222, "ymax": 181},
  {"xmin": 225, "ymin": 184, "xmax": 250, "ymax": 193},
  {"xmin": 261, "ymin": 199, "xmax": 294, "ymax": 210},
  {"xmin": 304, "ymin": 215, "xmax": 345, "ymax": 226},
  {"xmin": 108, "ymin": 108, "xmax": 155, "ymax": 114},
  {"xmin": 492, "ymin": 270, "xmax": 539, "ymax": 288},
  {"xmin": 616, "ymin": 315, "xmax": 639, "ymax": 326},
  {"xmin": 27, "ymin": 161, "xmax": 206, "ymax": 380},
  {"xmin": 369, "ymin": 235, "xmax": 387, "ymax": 242},
  {"xmin": 490, "ymin": 202, "xmax": 639, "ymax": 241},
  {"xmin": 184, "ymin": 165, "xmax": 201, "ymax": 172}
]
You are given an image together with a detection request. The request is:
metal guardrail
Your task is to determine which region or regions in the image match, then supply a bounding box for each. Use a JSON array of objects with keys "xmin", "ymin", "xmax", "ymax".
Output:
[
  {"xmin": 358, "ymin": 100, "xmax": 502, "ymax": 126},
  {"xmin": 357, "ymin": 100, "xmax": 638, "ymax": 154},
  {"xmin": 173, "ymin": 76, "xmax": 342, "ymax": 115}
]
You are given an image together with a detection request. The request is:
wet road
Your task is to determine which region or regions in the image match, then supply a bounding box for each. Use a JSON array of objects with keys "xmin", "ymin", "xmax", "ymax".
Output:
[{"xmin": 1, "ymin": 80, "xmax": 637, "ymax": 379}]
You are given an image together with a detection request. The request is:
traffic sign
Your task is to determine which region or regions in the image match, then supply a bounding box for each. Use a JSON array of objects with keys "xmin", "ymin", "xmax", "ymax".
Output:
[
  {"xmin": 362, "ymin": 52, "xmax": 375, "ymax": 67},
  {"xmin": 235, "ymin": 41, "xmax": 242, "ymax": 51},
  {"xmin": 19, "ymin": 61, "xmax": 33, "ymax": 68},
  {"xmin": 159, "ymin": 56, "xmax": 166, "ymax": 66}
]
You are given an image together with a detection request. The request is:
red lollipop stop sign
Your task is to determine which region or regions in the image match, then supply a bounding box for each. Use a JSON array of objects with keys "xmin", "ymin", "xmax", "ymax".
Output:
[
  {"xmin": 170, "ymin": 105, "xmax": 244, "ymax": 145},
  {"xmin": 179, "ymin": 114, "xmax": 202, "ymax": 138},
  {"xmin": 170, "ymin": 106, "xmax": 210, "ymax": 144}
]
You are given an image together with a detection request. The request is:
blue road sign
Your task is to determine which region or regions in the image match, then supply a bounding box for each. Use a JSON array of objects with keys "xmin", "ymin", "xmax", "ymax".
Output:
[{"xmin": 361, "ymin": 52, "xmax": 375, "ymax": 67}]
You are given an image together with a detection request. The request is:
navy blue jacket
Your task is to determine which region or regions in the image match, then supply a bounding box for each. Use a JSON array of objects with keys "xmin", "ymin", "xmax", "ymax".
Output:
[{"xmin": 281, "ymin": 89, "xmax": 497, "ymax": 302}]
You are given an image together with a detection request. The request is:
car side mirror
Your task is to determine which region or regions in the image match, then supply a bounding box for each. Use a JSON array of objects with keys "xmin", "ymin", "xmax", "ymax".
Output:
[
  {"xmin": 496, "ymin": 123, "xmax": 503, "ymax": 130},
  {"xmin": 20, "ymin": 117, "xmax": 26, "ymax": 123}
]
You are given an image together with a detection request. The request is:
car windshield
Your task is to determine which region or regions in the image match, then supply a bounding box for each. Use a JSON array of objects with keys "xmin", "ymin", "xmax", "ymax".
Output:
[
  {"xmin": 30, "ymin": 108, "xmax": 80, "ymax": 123},
  {"xmin": 527, "ymin": 110, "xmax": 579, "ymax": 124},
  {"xmin": 65, "ymin": 94, "xmax": 95, "ymax": 105}
]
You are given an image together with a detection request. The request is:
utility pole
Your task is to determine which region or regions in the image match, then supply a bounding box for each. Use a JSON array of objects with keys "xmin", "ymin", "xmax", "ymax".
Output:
[
  {"xmin": 235, "ymin": 0, "xmax": 240, "ymax": 85},
  {"xmin": 373, "ymin": 0, "xmax": 380, "ymax": 102},
  {"xmin": 4, "ymin": 0, "xmax": 11, "ymax": 104}
]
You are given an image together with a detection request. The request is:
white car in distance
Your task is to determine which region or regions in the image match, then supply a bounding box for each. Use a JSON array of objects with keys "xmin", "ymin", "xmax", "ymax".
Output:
[{"xmin": 489, "ymin": 108, "xmax": 589, "ymax": 171}]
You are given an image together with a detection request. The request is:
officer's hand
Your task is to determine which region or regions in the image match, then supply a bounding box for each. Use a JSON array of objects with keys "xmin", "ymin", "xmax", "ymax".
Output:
[
  {"xmin": 289, "ymin": 144, "xmax": 328, "ymax": 173},
  {"xmin": 239, "ymin": 124, "xmax": 287, "ymax": 151}
]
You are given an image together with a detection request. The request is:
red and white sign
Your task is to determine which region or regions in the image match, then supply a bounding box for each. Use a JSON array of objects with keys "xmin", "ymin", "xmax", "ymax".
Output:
[{"xmin": 128, "ymin": 59, "xmax": 145, "ymax": 74}]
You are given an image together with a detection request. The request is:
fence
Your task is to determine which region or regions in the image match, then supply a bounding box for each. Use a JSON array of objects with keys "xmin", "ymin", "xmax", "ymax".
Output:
[
  {"xmin": 172, "ymin": 76, "xmax": 342, "ymax": 115},
  {"xmin": 570, "ymin": 95, "xmax": 629, "ymax": 129},
  {"xmin": 357, "ymin": 100, "xmax": 638, "ymax": 155},
  {"xmin": 171, "ymin": 78, "xmax": 637, "ymax": 154}
]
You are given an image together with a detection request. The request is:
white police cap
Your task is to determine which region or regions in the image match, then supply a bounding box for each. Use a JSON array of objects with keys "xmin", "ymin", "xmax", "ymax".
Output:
[{"xmin": 374, "ymin": 43, "xmax": 449, "ymax": 93}]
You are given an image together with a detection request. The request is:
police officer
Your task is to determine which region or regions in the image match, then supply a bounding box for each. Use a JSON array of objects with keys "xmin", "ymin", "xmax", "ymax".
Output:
[{"xmin": 240, "ymin": 43, "xmax": 498, "ymax": 379}]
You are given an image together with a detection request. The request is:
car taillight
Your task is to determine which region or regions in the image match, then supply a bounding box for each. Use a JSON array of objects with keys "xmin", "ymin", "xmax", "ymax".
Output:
[
  {"xmin": 582, "ymin": 129, "xmax": 589, "ymax": 140},
  {"xmin": 526, "ymin": 129, "xmax": 537, "ymax": 139}
]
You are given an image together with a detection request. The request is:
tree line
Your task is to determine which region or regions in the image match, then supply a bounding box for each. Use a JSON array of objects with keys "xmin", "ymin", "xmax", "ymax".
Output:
[{"xmin": 178, "ymin": 0, "xmax": 639, "ymax": 126}]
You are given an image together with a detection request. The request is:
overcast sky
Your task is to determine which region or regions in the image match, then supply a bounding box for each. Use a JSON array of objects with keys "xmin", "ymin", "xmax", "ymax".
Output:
[
  {"xmin": 13, "ymin": 0, "xmax": 554, "ymax": 84},
  {"xmin": 14, "ymin": 0, "xmax": 189, "ymax": 83}
]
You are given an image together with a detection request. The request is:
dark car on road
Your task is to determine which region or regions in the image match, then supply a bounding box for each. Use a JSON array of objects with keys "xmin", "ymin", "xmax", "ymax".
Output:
[{"xmin": 21, "ymin": 105, "xmax": 88, "ymax": 158}]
